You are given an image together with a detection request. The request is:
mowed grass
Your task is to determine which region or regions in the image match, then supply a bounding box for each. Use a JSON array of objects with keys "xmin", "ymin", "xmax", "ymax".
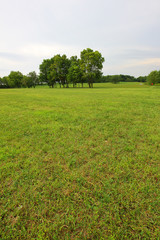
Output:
[{"xmin": 0, "ymin": 83, "xmax": 160, "ymax": 239}]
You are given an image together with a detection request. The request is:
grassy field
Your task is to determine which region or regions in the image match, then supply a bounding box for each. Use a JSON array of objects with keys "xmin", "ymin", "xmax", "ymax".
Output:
[{"xmin": 0, "ymin": 82, "xmax": 160, "ymax": 239}]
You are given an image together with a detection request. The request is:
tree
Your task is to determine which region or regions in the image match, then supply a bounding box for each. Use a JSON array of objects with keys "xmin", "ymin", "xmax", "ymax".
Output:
[
  {"xmin": 47, "ymin": 64, "xmax": 57, "ymax": 88},
  {"xmin": 147, "ymin": 70, "xmax": 160, "ymax": 85},
  {"xmin": 49, "ymin": 54, "xmax": 70, "ymax": 88},
  {"xmin": 1, "ymin": 76, "xmax": 9, "ymax": 88},
  {"xmin": 48, "ymin": 55, "xmax": 60, "ymax": 88},
  {"xmin": 39, "ymin": 58, "xmax": 54, "ymax": 85},
  {"xmin": 67, "ymin": 57, "xmax": 83, "ymax": 87},
  {"xmin": 137, "ymin": 76, "xmax": 147, "ymax": 82},
  {"xmin": 155, "ymin": 71, "xmax": 160, "ymax": 84},
  {"xmin": 8, "ymin": 71, "xmax": 23, "ymax": 88},
  {"xmin": 109, "ymin": 75, "xmax": 121, "ymax": 84},
  {"xmin": 58, "ymin": 54, "xmax": 70, "ymax": 88},
  {"xmin": 22, "ymin": 75, "xmax": 30, "ymax": 88},
  {"xmin": 27, "ymin": 71, "xmax": 39, "ymax": 88},
  {"xmin": 0, "ymin": 77, "xmax": 6, "ymax": 88},
  {"xmin": 80, "ymin": 48, "xmax": 104, "ymax": 88},
  {"xmin": 0, "ymin": 77, "xmax": 2, "ymax": 88}
]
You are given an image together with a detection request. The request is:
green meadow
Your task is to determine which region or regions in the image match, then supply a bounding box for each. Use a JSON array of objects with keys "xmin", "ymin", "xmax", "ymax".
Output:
[{"xmin": 0, "ymin": 83, "xmax": 160, "ymax": 239}]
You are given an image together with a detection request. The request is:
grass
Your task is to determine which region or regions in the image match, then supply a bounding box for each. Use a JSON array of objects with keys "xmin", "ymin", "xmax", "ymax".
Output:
[{"xmin": 0, "ymin": 82, "xmax": 160, "ymax": 239}]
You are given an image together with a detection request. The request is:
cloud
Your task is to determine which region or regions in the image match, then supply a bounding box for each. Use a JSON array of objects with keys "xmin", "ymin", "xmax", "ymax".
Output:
[
  {"xmin": 120, "ymin": 48, "xmax": 160, "ymax": 60},
  {"xmin": 1, "ymin": 0, "xmax": 160, "ymax": 77},
  {"xmin": 0, "ymin": 52, "xmax": 29, "ymax": 61},
  {"xmin": 19, "ymin": 43, "xmax": 82, "ymax": 58},
  {"xmin": 104, "ymin": 57, "xmax": 160, "ymax": 77}
]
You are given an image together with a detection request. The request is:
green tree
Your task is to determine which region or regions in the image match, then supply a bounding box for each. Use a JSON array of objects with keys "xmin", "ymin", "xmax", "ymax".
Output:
[
  {"xmin": 80, "ymin": 48, "xmax": 104, "ymax": 88},
  {"xmin": 1, "ymin": 76, "xmax": 9, "ymax": 88},
  {"xmin": 0, "ymin": 77, "xmax": 6, "ymax": 88},
  {"xmin": 28, "ymin": 71, "xmax": 39, "ymax": 88},
  {"xmin": 0, "ymin": 77, "xmax": 2, "ymax": 88},
  {"xmin": 67, "ymin": 57, "xmax": 83, "ymax": 87},
  {"xmin": 49, "ymin": 55, "xmax": 70, "ymax": 88},
  {"xmin": 48, "ymin": 55, "xmax": 59, "ymax": 88},
  {"xmin": 39, "ymin": 58, "xmax": 54, "ymax": 85},
  {"xmin": 21, "ymin": 75, "xmax": 30, "ymax": 88},
  {"xmin": 155, "ymin": 71, "xmax": 160, "ymax": 84},
  {"xmin": 147, "ymin": 70, "xmax": 160, "ymax": 85},
  {"xmin": 137, "ymin": 76, "xmax": 147, "ymax": 82},
  {"xmin": 8, "ymin": 71, "xmax": 23, "ymax": 88},
  {"xmin": 47, "ymin": 65, "xmax": 57, "ymax": 88},
  {"xmin": 109, "ymin": 75, "xmax": 121, "ymax": 84}
]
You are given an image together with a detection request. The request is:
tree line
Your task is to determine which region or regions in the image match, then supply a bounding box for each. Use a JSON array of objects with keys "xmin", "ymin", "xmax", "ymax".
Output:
[
  {"xmin": 100, "ymin": 75, "xmax": 147, "ymax": 84},
  {"xmin": 0, "ymin": 48, "xmax": 160, "ymax": 88},
  {"xmin": 101, "ymin": 71, "xmax": 160, "ymax": 85},
  {"xmin": 0, "ymin": 48, "xmax": 104, "ymax": 89},
  {"xmin": 0, "ymin": 71, "xmax": 39, "ymax": 88}
]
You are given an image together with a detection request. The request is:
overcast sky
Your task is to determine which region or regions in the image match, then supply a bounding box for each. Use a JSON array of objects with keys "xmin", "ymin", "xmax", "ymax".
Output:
[{"xmin": 0, "ymin": 0, "xmax": 160, "ymax": 77}]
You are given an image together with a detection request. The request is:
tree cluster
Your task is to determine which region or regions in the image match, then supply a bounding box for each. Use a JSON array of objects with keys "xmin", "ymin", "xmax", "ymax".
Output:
[
  {"xmin": 100, "ymin": 74, "xmax": 147, "ymax": 84},
  {"xmin": 39, "ymin": 48, "xmax": 105, "ymax": 88},
  {"xmin": 0, "ymin": 71, "xmax": 39, "ymax": 88}
]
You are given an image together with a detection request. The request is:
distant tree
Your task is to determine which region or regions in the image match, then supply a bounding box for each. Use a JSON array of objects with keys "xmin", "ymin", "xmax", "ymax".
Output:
[
  {"xmin": 109, "ymin": 75, "xmax": 121, "ymax": 84},
  {"xmin": 21, "ymin": 75, "xmax": 30, "ymax": 88},
  {"xmin": 147, "ymin": 70, "xmax": 160, "ymax": 85},
  {"xmin": 27, "ymin": 71, "xmax": 39, "ymax": 88},
  {"xmin": 137, "ymin": 76, "xmax": 147, "ymax": 82},
  {"xmin": 80, "ymin": 48, "xmax": 104, "ymax": 88},
  {"xmin": 99, "ymin": 74, "xmax": 138, "ymax": 83},
  {"xmin": 8, "ymin": 71, "xmax": 23, "ymax": 88},
  {"xmin": 119, "ymin": 75, "xmax": 136, "ymax": 82},
  {"xmin": 100, "ymin": 75, "xmax": 111, "ymax": 83}
]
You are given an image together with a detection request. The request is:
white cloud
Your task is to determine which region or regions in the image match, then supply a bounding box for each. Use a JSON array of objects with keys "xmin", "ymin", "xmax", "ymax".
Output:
[
  {"xmin": 0, "ymin": 0, "xmax": 160, "ymax": 77},
  {"xmin": 19, "ymin": 43, "xmax": 82, "ymax": 58}
]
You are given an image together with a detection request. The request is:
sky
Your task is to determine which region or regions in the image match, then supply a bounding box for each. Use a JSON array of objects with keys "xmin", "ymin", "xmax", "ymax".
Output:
[{"xmin": 0, "ymin": 0, "xmax": 160, "ymax": 77}]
